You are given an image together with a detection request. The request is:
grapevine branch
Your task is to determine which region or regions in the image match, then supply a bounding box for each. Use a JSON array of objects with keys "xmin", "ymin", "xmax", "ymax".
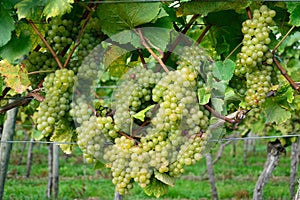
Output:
[
  {"xmin": 272, "ymin": 25, "xmax": 299, "ymax": 92},
  {"xmin": 204, "ymin": 104, "xmax": 236, "ymax": 124},
  {"xmin": 63, "ymin": 5, "xmax": 96, "ymax": 68},
  {"xmin": 195, "ymin": 24, "xmax": 212, "ymax": 45},
  {"xmin": 27, "ymin": 20, "xmax": 63, "ymax": 69},
  {"xmin": 0, "ymin": 89, "xmax": 45, "ymax": 113},
  {"xmin": 246, "ymin": 7, "xmax": 252, "ymax": 19},
  {"xmin": 162, "ymin": 14, "xmax": 200, "ymax": 63},
  {"xmin": 137, "ymin": 28, "xmax": 170, "ymax": 74},
  {"xmin": 137, "ymin": 49, "xmax": 147, "ymax": 69}
]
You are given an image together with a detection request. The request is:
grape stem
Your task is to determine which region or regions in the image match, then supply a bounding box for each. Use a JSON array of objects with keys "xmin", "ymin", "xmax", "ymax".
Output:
[
  {"xmin": 63, "ymin": 5, "xmax": 96, "ymax": 68},
  {"xmin": 137, "ymin": 28, "xmax": 170, "ymax": 74},
  {"xmin": 195, "ymin": 24, "xmax": 212, "ymax": 45},
  {"xmin": 27, "ymin": 20, "xmax": 63, "ymax": 69},
  {"xmin": 117, "ymin": 131, "xmax": 140, "ymax": 144}
]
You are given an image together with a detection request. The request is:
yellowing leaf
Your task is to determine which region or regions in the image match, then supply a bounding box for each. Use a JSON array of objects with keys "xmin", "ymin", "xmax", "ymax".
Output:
[
  {"xmin": 43, "ymin": 0, "xmax": 74, "ymax": 20},
  {"xmin": 0, "ymin": 60, "xmax": 31, "ymax": 93}
]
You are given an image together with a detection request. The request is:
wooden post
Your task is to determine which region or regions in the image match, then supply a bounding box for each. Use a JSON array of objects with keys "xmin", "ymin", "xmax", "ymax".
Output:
[
  {"xmin": 114, "ymin": 191, "xmax": 123, "ymax": 200},
  {"xmin": 205, "ymin": 153, "xmax": 219, "ymax": 200},
  {"xmin": 26, "ymin": 138, "xmax": 34, "ymax": 177},
  {"xmin": 253, "ymin": 140, "xmax": 285, "ymax": 200},
  {"xmin": 53, "ymin": 143, "xmax": 59, "ymax": 198},
  {"xmin": 47, "ymin": 143, "xmax": 53, "ymax": 198},
  {"xmin": 0, "ymin": 101, "xmax": 18, "ymax": 200}
]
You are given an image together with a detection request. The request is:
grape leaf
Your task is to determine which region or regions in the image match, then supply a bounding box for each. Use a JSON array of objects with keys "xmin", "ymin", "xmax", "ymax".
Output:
[
  {"xmin": 132, "ymin": 105, "xmax": 155, "ymax": 122},
  {"xmin": 177, "ymin": 1, "xmax": 250, "ymax": 17},
  {"xmin": 50, "ymin": 128, "xmax": 76, "ymax": 154},
  {"xmin": 43, "ymin": 0, "xmax": 74, "ymax": 21},
  {"xmin": 94, "ymin": 161, "xmax": 105, "ymax": 170},
  {"xmin": 263, "ymin": 98, "xmax": 291, "ymax": 124},
  {"xmin": 198, "ymin": 87, "xmax": 211, "ymax": 105},
  {"xmin": 0, "ymin": 31, "xmax": 32, "ymax": 62},
  {"xmin": 0, "ymin": 6, "xmax": 15, "ymax": 47},
  {"xmin": 287, "ymin": 2, "xmax": 300, "ymax": 26},
  {"xmin": 154, "ymin": 170, "xmax": 175, "ymax": 187},
  {"xmin": 32, "ymin": 129, "xmax": 44, "ymax": 141},
  {"xmin": 205, "ymin": 10, "xmax": 244, "ymax": 58},
  {"xmin": 15, "ymin": 0, "xmax": 45, "ymax": 20},
  {"xmin": 0, "ymin": 0, "xmax": 21, "ymax": 9},
  {"xmin": 213, "ymin": 59, "xmax": 235, "ymax": 82},
  {"xmin": 103, "ymin": 45, "xmax": 130, "ymax": 78},
  {"xmin": 0, "ymin": 60, "xmax": 31, "ymax": 94},
  {"xmin": 143, "ymin": 176, "xmax": 169, "ymax": 198},
  {"xmin": 97, "ymin": 2, "xmax": 161, "ymax": 36}
]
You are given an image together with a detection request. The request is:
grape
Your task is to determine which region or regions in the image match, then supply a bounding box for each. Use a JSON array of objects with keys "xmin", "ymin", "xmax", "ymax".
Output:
[
  {"xmin": 75, "ymin": 46, "xmax": 211, "ymax": 194},
  {"xmin": 235, "ymin": 5, "xmax": 276, "ymax": 76},
  {"xmin": 42, "ymin": 18, "xmax": 79, "ymax": 54},
  {"xmin": 36, "ymin": 69, "xmax": 75, "ymax": 137},
  {"xmin": 113, "ymin": 65, "xmax": 162, "ymax": 133}
]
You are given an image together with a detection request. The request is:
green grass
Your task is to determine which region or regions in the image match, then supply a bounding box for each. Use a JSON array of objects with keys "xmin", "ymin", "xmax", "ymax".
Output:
[{"xmin": 3, "ymin": 140, "xmax": 296, "ymax": 200}]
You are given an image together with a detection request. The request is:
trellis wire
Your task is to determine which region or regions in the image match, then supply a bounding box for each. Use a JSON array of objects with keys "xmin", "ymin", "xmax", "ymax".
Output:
[{"xmin": 1, "ymin": 134, "xmax": 299, "ymax": 145}]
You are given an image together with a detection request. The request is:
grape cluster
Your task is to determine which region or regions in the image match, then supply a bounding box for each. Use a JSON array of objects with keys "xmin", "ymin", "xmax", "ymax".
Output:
[
  {"xmin": 113, "ymin": 66, "xmax": 163, "ymax": 133},
  {"xmin": 77, "ymin": 115, "xmax": 118, "ymax": 163},
  {"xmin": 233, "ymin": 5, "xmax": 276, "ymax": 109},
  {"xmin": 43, "ymin": 18, "xmax": 79, "ymax": 53},
  {"xmin": 245, "ymin": 65, "xmax": 273, "ymax": 107},
  {"xmin": 73, "ymin": 17, "xmax": 103, "ymax": 72},
  {"xmin": 36, "ymin": 69, "xmax": 75, "ymax": 137},
  {"xmin": 23, "ymin": 51, "xmax": 62, "ymax": 87},
  {"xmin": 235, "ymin": 5, "xmax": 276, "ymax": 76},
  {"xmin": 74, "ymin": 46, "xmax": 211, "ymax": 195}
]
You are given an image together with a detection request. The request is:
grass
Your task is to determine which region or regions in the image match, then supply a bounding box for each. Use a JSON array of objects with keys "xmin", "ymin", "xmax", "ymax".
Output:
[{"xmin": 3, "ymin": 139, "xmax": 297, "ymax": 200}]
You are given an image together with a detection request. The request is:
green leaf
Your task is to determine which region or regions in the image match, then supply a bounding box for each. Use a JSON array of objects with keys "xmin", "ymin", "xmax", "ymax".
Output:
[
  {"xmin": 0, "ymin": 6, "xmax": 15, "ymax": 47},
  {"xmin": 177, "ymin": 1, "xmax": 250, "ymax": 17},
  {"xmin": 143, "ymin": 176, "xmax": 169, "ymax": 198},
  {"xmin": 0, "ymin": 31, "xmax": 32, "ymax": 62},
  {"xmin": 287, "ymin": 2, "xmax": 300, "ymax": 26},
  {"xmin": 154, "ymin": 170, "xmax": 175, "ymax": 187},
  {"xmin": 132, "ymin": 105, "xmax": 155, "ymax": 122},
  {"xmin": 97, "ymin": 2, "xmax": 162, "ymax": 36},
  {"xmin": 204, "ymin": 10, "xmax": 244, "ymax": 58},
  {"xmin": 94, "ymin": 161, "xmax": 105, "ymax": 170},
  {"xmin": 263, "ymin": 98, "xmax": 291, "ymax": 124},
  {"xmin": 32, "ymin": 129, "xmax": 44, "ymax": 140},
  {"xmin": 0, "ymin": 60, "xmax": 31, "ymax": 94},
  {"xmin": 198, "ymin": 87, "xmax": 211, "ymax": 105},
  {"xmin": 15, "ymin": 0, "xmax": 45, "ymax": 20},
  {"xmin": 43, "ymin": 0, "xmax": 74, "ymax": 21},
  {"xmin": 213, "ymin": 59, "xmax": 235, "ymax": 82},
  {"xmin": 1, "ymin": 0, "xmax": 21, "ymax": 9},
  {"xmin": 211, "ymin": 97, "xmax": 224, "ymax": 115}
]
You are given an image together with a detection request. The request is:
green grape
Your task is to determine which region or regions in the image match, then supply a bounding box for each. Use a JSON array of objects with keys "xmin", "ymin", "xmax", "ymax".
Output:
[
  {"xmin": 235, "ymin": 5, "xmax": 276, "ymax": 76},
  {"xmin": 113, "ymin": 65, "xmax": 162, "ymax": 133},
  {"xmin": 42, "ymin": 18, "xmax": 79, "ymax": 54},
  {"xmin": 36, "ymin": 69, "xmax": 75, "ymax": 137}
]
